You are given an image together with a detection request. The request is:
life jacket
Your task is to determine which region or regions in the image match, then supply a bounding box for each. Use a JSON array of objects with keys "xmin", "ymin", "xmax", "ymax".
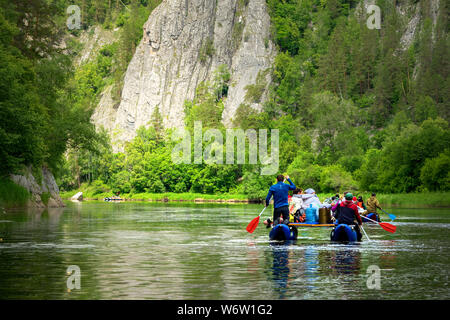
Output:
[
  {"xmin": 336, "ymin": 202, "xmax": 359, "ymax": 225},
  {"xmin": 293, "ymin": 209, "xmax": 305, "ymax": 223},
  {"xmin": 357, "ymin": 201, "xmax": 363, "ymax": 208}
]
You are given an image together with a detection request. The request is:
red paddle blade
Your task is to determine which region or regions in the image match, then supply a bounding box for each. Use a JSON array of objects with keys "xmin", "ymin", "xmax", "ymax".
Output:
[
  {"xmin": 246, "ymin": 216, "xmax": 260, "ymax": 233},
  {"xmin": 379, "ymin": 222, "xmax": 396, "ymax": 233}
]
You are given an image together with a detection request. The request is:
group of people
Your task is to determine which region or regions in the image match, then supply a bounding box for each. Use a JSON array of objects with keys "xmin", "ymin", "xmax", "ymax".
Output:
[{"xmin": 262, "ymin": 174, "xmax": 384, "ymax": 242}]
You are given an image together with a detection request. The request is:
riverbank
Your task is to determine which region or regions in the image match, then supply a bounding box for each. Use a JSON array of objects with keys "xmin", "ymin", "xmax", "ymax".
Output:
[
  {"xmin": 0, "ymin": 177, "xmax": 30, "ymax": 208},
  {"xmin": 60, "ymin": 190, "xmax": 253, "ymax": 203},
  {"xmin": 59, "ymin": 188, "xmax": 450, "ymax": 208}
]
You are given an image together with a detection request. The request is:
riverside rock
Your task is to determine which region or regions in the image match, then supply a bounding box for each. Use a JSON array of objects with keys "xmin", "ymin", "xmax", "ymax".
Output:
[
  {"xmin": 10, "ymin": 166, "xmax": 65, "ymax": 208},
  {"xmin": 71, "ymin": 192, "xmax": 83, "ymax": 201}
]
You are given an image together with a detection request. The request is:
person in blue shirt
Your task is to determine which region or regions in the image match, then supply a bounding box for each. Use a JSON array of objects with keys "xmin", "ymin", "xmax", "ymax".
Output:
[{"xmin": 264, "ymin": 174, "xmax": 296, "ymax": 227}]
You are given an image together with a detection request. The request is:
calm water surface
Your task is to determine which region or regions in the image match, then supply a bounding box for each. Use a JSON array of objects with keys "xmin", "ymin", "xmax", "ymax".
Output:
[{"xmin": 0, "ymin": 201, "xmax": 448, "ymax": 299}]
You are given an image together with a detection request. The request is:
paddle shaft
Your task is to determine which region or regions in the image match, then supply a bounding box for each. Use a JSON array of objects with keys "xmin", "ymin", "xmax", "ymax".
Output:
[
  {"xmin": 258, "ymin": 206, "xmax": 267, "ymax": 217},
  {"xmin": 364, "ymin": 216, "xmax": 382, "ymax": 224},
  {"xmin": 360, "ymin": 224, "xmax": 371, "ymax": 241},
  {"xmin": 381, "ymin": 208, "xmax": 396, "ymax": 220}
]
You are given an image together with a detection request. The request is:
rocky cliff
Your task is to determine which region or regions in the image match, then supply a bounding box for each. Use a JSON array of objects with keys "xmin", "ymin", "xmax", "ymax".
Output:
[
  {"xmin": 10, "ymin": 167, "xmax": 65, "ymax": 208},
  {"xmin": 92, "ymin": 0, "xmax": 275, "ymax": 150}
]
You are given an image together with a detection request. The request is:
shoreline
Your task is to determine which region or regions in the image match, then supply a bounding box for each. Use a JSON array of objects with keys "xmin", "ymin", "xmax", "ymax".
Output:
[
  {"xmin": 62, "ymin": 194, "xmax": 450, "ymax": 209},
  {"xmin": 67, "ymin": 197, "xmax": 257, "ymax": 204}
]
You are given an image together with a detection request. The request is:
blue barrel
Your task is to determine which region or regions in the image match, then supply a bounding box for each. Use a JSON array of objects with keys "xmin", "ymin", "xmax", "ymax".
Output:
[
  {"xmin": 269, "ymin": 224, "xmax": 298, "ymax": 241},
  {"xmin": 305, "ymin": 204, "xmax": 318, "ymax": 224},
  {"xmin": 330, "ymin": 224, "xmax": 357, "ymax": 242}
]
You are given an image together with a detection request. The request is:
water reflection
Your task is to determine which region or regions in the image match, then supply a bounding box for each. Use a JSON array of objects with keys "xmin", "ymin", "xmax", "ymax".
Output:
[
  {"xmin": 269, "ymin": 242, "xmax": 293, "ymax": 299},
  {"xmin": 268, "ymin": 243, "xmax": 363, "ymax": 299},
  {"xmin": 0, "ymin": 203, "xmax": 449, "ymax": 299}
]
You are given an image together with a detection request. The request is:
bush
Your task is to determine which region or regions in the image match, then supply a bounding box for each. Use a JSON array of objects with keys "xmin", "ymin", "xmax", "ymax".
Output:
[
  {"xmin": 420, "ymin": 151, "xmax": 450, "ymax": 191},
  {"xmin": 317, "ymin": 165, "xmax": 358, "ymax": 193},
  {"xmin": 146, "ymin": 178, "xmax": 166, "ymax": 193},
  {"xmin": 0, "ymin": 178, "xmax": 30, "ymax": 208},
  {"xmin": 41, "ymin": 192, "xmax": 50, "ymax": 205},
  {"xmin": 174, "ymin": 181, "xmax": 187, "ymax": 193},
  {"xmin": 90, "ymin": 179, "xmax": 110, "ymax": 195},
  {"xmin": 111, "ymin": 171, "xmax": 131, "ymax": 194}
]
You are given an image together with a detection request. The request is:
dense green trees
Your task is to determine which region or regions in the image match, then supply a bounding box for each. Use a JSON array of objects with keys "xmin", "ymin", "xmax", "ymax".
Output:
[
  {"xmin": 3, "ymin": 0, "xmax": 447, "ymax": 199},
  {"xmin": 0, "ymin": 0, "xmax": 98, "ymax": 176},
  {"xmin": 0, "ymin": 0, "xmax": 161, "ymax": 182},
  {"xmin": 58, "ymin": 0, "xmax": 449, "ymax": 198}
]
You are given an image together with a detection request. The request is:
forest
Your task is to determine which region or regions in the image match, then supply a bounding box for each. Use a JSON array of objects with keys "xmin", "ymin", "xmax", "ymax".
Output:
[{"xmin": 0, "ymin": 0, "xmax": 449, "ymax": 202}]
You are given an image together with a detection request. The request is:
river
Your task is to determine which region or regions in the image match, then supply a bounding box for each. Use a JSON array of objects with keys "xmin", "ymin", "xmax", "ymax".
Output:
[{"xmin": 0, "ymin": 201, "xmax": 448, "ymax": 299}]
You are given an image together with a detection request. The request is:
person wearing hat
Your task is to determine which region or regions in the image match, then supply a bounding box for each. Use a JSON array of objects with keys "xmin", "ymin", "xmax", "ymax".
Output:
[
  {"xmin": 366, "ymin": 193, "xmax": 382, "ymax": 221},
  {"xmin": 333, "ymin": 192, "xmax": 363, "ymax": 241}
]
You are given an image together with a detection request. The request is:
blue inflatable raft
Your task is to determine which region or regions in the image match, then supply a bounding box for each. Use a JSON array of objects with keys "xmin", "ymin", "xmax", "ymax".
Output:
[
  {"xmin": 330, "ymin": 224, "xmax": 357, "ymax": 242},
  {"xmin": 362, "ymin": 212, "xmax": 380, "ymax": 223},
  {"xmin": 269, "ymin": 224, "xmax": 298, "ymax": 241}
]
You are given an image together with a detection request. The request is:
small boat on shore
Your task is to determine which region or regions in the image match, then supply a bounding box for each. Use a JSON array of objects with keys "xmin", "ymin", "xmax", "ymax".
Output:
[{"xmin": 104, "ymin": 196, "xmax": 123, "ymax": 202}]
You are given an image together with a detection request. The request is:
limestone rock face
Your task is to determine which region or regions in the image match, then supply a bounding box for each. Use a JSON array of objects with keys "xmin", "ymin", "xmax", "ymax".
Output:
[
  {"xmin": 75, "ymin": 25, "xmax": 118, "ymax": 67},
  {"xmin": 10, "ymin": 167, "xmax": 65, "ymax": 208},
  {"xmin": 107, "ymin": 0, "xmax": 275, "ymax": 150}
]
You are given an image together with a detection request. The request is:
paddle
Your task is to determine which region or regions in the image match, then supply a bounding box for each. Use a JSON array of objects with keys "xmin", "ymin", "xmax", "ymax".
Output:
[
  {"xmin": 381, "ymin": 208, "xmax": 396, "ymax": 221},
  {"xmin": 360, "ymin": 224, "xmax": 371, "ymax": 241},
  {"xmin": 363, "ymin": 216, "xmax": 397, "ymax": 233},
  {"xmin": 246, "ymin": 206, "xmax": 267, "ymax": 233}
]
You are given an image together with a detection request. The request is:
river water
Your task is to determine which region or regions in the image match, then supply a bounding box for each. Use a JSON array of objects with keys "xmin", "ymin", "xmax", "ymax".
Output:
[{"xmin": 0, "ymin": 201, "xmax": 448, "ymax": 299}]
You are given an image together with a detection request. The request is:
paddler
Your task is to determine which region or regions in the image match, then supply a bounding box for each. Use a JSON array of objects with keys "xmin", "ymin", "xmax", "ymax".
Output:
[
  {"xmin": 333, "ymin": 192, "xmax": 363, "ymax": 241},
  {"xmin": 264, "ymin": 174, "xmax": 296, "ymax": 226},
  {"xmin": 366, "ymin": 193, "xmax": 383, "ymax": 221}
]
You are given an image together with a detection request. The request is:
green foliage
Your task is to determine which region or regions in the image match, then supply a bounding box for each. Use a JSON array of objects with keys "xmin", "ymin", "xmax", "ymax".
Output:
[
  {"xmin": 198, "ymin": 38, "xmax": 215, "ymax": 63},
  {"xmin": 0, "ymin": 177, "xmax": 30, "ymax": 208},
  {"xmin": 244, "ymin": 69, "xmax": 269, "ymax": 103},
  {"xmin": 5, "ymin": 0, "xmax": 447, "ymax": 201},
  {"xmin": 213, "ymin": 64, "xmax": 230, "ymax": 100},
  {"xmin": 420, "ymin": 150, "xmax": 450, "ymax": 191},
  {"xmin": 40, "ymin": 192, "xmax": 51, "ymax": 206},
  {"xmin": 0, "ymin": 1, "xmax": 102, "ymax": 176},
  {"xmin": 90, "ymin": 179, "xmax": 111, "ymax": 195},
  {"xmin": 230, "ymin": 0, "xmax": 250, "ymax": 50},
  {"xmin": 357, "ymin": 118, "xmax": 450, "ymax": 193},
  {"xmin": 184, "ymin": 66, "xmax": 230, "ymax": 130}
]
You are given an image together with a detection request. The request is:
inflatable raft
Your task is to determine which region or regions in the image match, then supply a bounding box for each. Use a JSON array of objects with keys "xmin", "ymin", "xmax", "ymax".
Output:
[
  {"xmin": 362, "ymin": 212, "xmax": 380, "ymax": 223},
  {"xmin": 269, "ymin": 224, "xmax": 298, "ymax": 241},
  {"xmin": 330, "ymin": 224, "xmax": 358, "ymax": 242}
]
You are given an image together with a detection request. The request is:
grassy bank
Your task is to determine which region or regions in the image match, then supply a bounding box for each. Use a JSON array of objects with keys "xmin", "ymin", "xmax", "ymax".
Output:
[
  {"xmin": 60, "ymin": 185, "xmax": 450, "ymax": 207},
  {"xmin": 60, "ymin": 188, "xmax": 251, "ymax": 202},
  {"xmin": 0, "ymin": 178, "xmax": 30, "ymax": 208}
]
